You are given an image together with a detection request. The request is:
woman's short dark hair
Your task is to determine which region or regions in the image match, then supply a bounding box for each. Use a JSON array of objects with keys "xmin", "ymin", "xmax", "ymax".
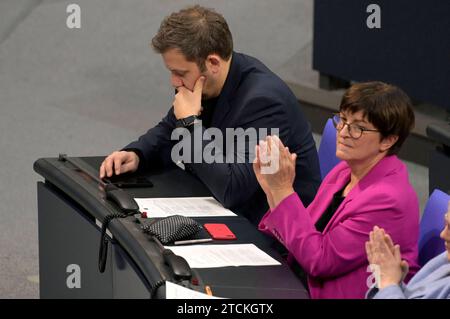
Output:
[
  {"xmin": 339, "ymin": 81, "xmax": 415, "ymax": 155},
  {"xmin": 152, "ymin": 5, "xmax": 233, "ymax": 71}
]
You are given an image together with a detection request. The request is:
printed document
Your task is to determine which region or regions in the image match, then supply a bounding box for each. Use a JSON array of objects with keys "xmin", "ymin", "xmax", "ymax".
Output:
[
  {"xmin": 134, "ymin": 197, "xmax": 236, "ymax": 217},
  {"xmin": 165, "ymin": 281, "xmax": 223, "ymax": 299},
  {"xmin": 165, "ymin": 244, "xmax": 281, "ymax": 268}
]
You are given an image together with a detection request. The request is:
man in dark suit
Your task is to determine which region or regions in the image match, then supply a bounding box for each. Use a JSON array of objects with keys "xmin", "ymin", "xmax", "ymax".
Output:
[{"xmin": 99, "ymin": 5, "xmax": 321, "ymax": 225}]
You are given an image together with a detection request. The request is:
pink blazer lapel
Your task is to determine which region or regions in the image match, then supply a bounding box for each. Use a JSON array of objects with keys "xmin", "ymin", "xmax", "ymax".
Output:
[
  {"xmin": 341, "ymin": 155, "xmax": 400, "ymax": 203},
  {"xmin": 321, "ymin": 155, "xmax": 401, "ymax": 233}
]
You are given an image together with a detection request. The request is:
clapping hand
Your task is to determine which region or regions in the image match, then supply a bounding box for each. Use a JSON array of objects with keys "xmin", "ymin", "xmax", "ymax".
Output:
[
  {"xmin": 253, "ymin": 135, "xmax": 296, "ymax": 209},
  {"xmin": 365, "ymin": 226, "xmax": 409, "ymax": 289}
]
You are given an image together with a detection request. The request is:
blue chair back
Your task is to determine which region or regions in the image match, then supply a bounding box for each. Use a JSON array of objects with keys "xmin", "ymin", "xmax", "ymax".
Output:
[
  {"xmin": 418, "ymin": 189, "xmax": 449, "ymax": 266},
  {"xmin": 318, "ymin": 118, "xmax": 341, "ymax": 179}
]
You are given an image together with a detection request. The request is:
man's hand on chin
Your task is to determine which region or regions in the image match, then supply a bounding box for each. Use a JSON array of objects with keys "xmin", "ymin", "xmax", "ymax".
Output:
[{"xmin": 173, "ymin": 76, "xmax": 205, "ymax": 119}]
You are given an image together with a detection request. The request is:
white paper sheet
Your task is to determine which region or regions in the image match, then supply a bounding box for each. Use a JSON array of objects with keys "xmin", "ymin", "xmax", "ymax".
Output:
[
  {"xmin": 165, "ymin": 281, "xmax": 223, "ymax": 299},
  {"xmin": 134, "ymin": 197, "xmax": 236, "ymax": 217},
  {"xmin": 165, "ymin": 244, "xmax": 281, "ymax": 268}
]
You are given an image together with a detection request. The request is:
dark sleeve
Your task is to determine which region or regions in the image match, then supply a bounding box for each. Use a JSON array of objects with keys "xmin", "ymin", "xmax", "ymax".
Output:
[
  {"xmin": 183, "ymin": 96, "xmax": 291, "ymax": 209},
  {"xmin": 122, "ymin": 107, "xmax": 177, "ymax": 169}
]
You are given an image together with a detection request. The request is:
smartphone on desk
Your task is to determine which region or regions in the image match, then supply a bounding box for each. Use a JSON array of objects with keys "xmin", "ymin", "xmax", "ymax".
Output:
[
  {"xmin": 203, "ymin": 223, "xmax": 237, "ymax": 240},
  {"xmin": 103, "ymin": 174, "xmax": 153, "ymax": 188}
]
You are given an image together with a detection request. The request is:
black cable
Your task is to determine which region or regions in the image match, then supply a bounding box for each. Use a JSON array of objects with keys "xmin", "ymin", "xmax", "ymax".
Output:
[{"xmin": 98, "ymin": 213, "xmax": 127, "ymax": 273}]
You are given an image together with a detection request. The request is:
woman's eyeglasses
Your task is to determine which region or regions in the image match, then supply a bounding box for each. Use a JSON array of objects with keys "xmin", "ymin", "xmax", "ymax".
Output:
[{"xmin": 332, "ymin": 114, "xmax": 379, "ymax": 139}]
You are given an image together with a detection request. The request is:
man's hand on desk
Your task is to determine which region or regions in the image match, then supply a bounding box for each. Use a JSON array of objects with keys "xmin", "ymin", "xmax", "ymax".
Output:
[{"xmin": 99, "ymin": 151, "xmax": 140, "ymax": 178}]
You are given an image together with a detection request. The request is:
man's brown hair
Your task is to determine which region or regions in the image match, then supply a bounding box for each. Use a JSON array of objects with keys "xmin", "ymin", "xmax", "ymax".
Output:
[
  {"xmin": 340, "ymin": 81, "xmax": 415, "ymax": 155},
  {"xmin": 152, "ymin": 5, "xmax": 233, "ymax": 71}
]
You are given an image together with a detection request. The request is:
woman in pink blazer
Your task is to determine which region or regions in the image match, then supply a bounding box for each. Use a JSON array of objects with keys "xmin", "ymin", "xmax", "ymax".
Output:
[{"xmin": 254, "ymin": 82, "xmax": 420, "ymax": 299}]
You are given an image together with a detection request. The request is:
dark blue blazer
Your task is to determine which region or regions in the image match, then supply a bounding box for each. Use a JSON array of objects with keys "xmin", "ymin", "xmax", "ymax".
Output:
[{"xmin": 125, "ymin": 52, "xmax": 321, "ymax": 224}]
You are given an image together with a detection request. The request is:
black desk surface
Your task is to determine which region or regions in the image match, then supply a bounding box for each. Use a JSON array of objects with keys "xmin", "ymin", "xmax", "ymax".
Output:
[{"xmin": 34, "ymin": 156, "xmax": 309, "ymax": 299}]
